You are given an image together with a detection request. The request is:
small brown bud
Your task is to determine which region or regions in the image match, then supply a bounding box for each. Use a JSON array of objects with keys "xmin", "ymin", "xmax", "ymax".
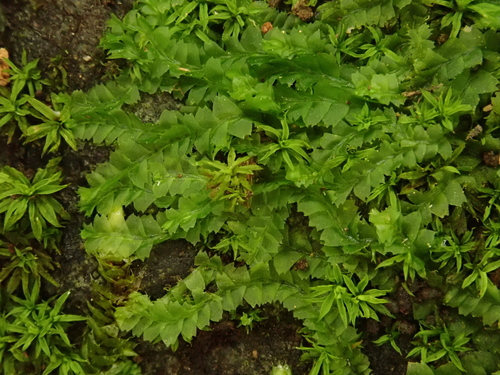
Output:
[
  {"xmin": 483, "ymin": 151, "xmax": 500, "ymax": 167},
  {"xmin": 261, "ymin": 22, "xmax": 273, "ymax": 34}
]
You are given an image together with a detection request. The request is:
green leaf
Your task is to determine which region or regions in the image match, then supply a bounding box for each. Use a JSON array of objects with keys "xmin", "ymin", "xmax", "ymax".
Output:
[
  {"xmin": 244, "ymin": 282, "xmax": 263, "ymax": 307},
  {"xmin": 26, "ymin": 97, "xmax": 58, "ymax": 121},
  {"xmin": 318, "ymin": 290, "xmax": 336, "ymax": 320},
  {"xmin": 184, "ymin": 269, "xmax": 206, "ymax": 293},
  {"xmin": 469, "ymin": 3, "xmax": 500, "ymax": 29},
  {"xmin": 4, "ymin": 198, "xmax": 28, "ymax": 230},
  {"xmin": 228, "ymin": 118, "xmax": 253, "ymax": 138},
  {"xmin": 407, "ymin": 362, "xmax": 435, "ymax": 375},
  {"xmin": 273, "ymin": 250, "xmax": 302, "ymax": 275},
  {"xmin": 82, "ymin": 214, "xmax": 166, "ymax": 261},
  {"xmin": 370, "ymin": 206, "xmax": 400, "ymax": 245},
  {"xmin": 36, "ymin": 198, "xmax": 62, "ymax": 227}
]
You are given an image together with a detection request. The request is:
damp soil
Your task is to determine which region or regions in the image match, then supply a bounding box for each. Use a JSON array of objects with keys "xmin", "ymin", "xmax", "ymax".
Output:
[{"xmin": 0, "ymin": 1, "xmax": 410, "ymax": 374}]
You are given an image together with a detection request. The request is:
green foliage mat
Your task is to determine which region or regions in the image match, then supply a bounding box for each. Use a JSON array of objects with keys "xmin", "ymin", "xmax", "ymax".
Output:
[{"xmin": 67, "ymin": 0, "xmax": 500, "ymax": 373}]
